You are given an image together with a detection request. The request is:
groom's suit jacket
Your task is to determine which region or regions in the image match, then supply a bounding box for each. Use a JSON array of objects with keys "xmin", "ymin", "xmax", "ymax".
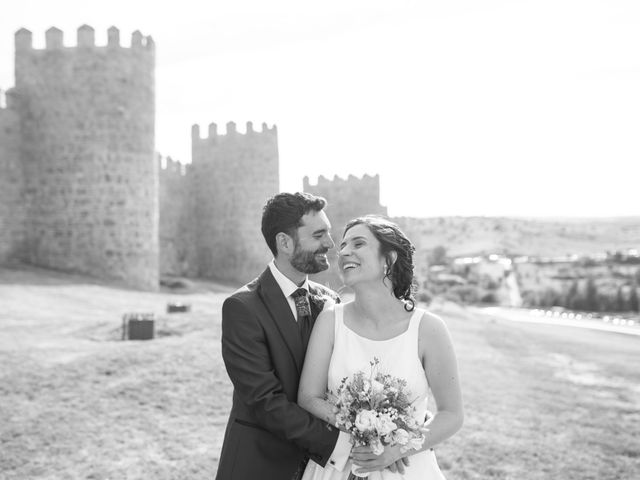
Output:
[{"xmin": 216, "ymin": 267, "xmax": 341, "ymax": 480}]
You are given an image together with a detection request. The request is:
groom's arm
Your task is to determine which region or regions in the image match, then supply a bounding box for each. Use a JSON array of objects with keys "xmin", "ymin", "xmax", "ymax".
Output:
[{"xmin": 221, "ymin": 296, "xmax": 340, "ymax": 467}]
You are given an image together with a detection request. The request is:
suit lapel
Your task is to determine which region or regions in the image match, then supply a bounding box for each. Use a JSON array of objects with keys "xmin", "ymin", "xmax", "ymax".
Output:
[{"xmin": 257, "ymin": 268, "xmax": 305, "ymax": 373}]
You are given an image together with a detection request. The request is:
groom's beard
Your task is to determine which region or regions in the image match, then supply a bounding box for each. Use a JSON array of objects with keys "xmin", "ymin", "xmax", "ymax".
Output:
[{"xmin": 291, "ymin": 244, "xmax": 330, "ymax": 274}]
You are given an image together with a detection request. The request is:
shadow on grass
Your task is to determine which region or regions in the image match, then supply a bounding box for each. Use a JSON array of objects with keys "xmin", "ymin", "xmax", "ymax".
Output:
[{"xmin": 0, "ymin": 263, "xmax": 238, "ymax": 296}]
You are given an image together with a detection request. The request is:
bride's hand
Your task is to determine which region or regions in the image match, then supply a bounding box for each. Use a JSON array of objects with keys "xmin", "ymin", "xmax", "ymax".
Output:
[
  {"xmin": 350, "ymin": 444, "xmax": 405, "ymax": 475},
  {"xmin": 386, "ymin": 456, "xmax": 410, "ymax": 474}
]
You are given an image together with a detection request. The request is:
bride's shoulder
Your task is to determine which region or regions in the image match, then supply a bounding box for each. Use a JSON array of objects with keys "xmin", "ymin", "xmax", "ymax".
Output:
[
  {"xmin": 315, "ymin": 302, "xmax": 338, "ymax": 324},
  {"xmin": 312, "ymin": 305, "xmax": 339, "ymax": 342},
  {"xmin": 416, "ymin": 309, "xmax": 451, "ymax": 340}
]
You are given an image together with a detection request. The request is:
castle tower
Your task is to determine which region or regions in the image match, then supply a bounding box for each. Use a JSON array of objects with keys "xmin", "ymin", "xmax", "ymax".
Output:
[
  {"xmin": 0, "ymin": 88, "xmax": 26, "ymax": 263},
  {"xmin": 303, "ymin": 173, "xmax": 387, "ymax": 238},
  {"xmin": 12, "ymin": 27, "xmax": 158, "ymax": 289},
  {"xmin": 303, "ymin": 174, "xmax": 388, "ymax": 288},
  {"xmin": 191, "ymin": 121, "xmax": 279, "ymax": 283}
]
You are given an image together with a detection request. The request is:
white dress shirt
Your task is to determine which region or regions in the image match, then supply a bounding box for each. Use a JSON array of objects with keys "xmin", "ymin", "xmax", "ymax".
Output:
[
  {"xmin": 267, "ymin": 259, "xmax": 351, "ymax": 471},
  {"xmin": 268, "ymin": 260, "xmax": 310, "ymax": 321}
]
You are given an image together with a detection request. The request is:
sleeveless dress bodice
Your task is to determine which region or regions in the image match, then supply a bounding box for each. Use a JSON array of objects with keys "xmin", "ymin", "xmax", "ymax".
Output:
[
  {"xmin": 328, "ymin": 304, "xmax": 429, "ymax": 425},
  {"xmin": 302, "ymin": 304, "xmax": 446, "ymax": 480}
]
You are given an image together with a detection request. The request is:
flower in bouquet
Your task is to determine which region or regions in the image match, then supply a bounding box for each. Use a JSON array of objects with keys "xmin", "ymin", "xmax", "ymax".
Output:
[{"xmin": 329, "ymin": 358, "xmax": 426, "ymax": 458}]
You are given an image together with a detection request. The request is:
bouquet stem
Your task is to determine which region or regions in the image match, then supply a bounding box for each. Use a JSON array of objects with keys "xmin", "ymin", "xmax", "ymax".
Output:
[
  {"xmin": 347, "ymin": 474, "xmax": 367, "ymax": 480},
  {"xmin": 348, "ymin": 464, "xmax": 368, "ymax": 480}
]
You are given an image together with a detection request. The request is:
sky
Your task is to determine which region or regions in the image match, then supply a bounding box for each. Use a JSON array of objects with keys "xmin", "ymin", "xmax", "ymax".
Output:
[{"xmin": 1, "ymin": 0, "xmax": 639, "ymax": 218}]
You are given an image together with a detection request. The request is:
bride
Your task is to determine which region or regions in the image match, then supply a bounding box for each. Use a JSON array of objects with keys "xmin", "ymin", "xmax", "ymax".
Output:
[{"xmin": 298, "ymin": 216, "xmax": 463, "ymax": 479}]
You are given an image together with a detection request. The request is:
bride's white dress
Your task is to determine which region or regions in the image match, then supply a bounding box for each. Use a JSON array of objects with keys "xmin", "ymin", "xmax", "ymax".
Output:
[{"xmin": 302, "ymin": 304, "xmax": 446, "ymax": 480}]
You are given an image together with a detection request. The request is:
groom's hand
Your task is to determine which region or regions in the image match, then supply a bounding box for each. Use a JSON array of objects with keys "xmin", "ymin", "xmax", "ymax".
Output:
[
  {"xmin": 386, "ymin": 456, "xmax": 410, "ymax": 474},
  {"xmin": 351, "ymin": 445, "xmax": 404, "ymax": 474}
]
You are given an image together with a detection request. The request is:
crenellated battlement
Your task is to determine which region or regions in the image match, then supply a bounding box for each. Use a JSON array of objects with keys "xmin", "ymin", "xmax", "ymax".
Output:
[
  {"xmin": 0, "ymin": 87, "xmax": 19, "ymax": 111},
  {"xmin": 15, "ymin": 26, "xmax": 154, "ymax": 53},
  {"xmin": 303, "ymin": 173, "xmax": 381, "ymax": 190},
  {"xmin": 0, "ymin": 89, "xmax": 18, "ymax": 116},
  {"xmin": 192, "ymin": 121, "xmax": 277, "ymax": 141},
  {"xmin": 303, "ymin": 172, "xmax": 387, "ymax": 219},
  {"xmin": 159, "ymin": 155, "xmax": 188, "ymax": 177}
]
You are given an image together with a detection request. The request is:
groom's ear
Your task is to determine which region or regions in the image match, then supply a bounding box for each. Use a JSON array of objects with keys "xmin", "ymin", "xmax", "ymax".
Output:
[{"xmin": 275, "ymin": 232, "xmax": 294, "ymax": 255}]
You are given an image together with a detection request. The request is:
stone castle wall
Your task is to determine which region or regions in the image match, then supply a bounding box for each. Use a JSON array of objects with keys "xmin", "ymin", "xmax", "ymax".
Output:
[
  {"xmin": 0, "ymin": 27, "xmax": 281, "ymax": 288},
  {"xmin": 304, "ymin": 174, "xmax": 387, "ymax": 289},
  {"xmin": 190, "ymin": 121, "xmax": 279, "ymax": 283},
  {"xmin": 158, "ymin": 155, "xmax": 196, "ymax": 277},
  {"xmin": 12, "ymin": 26, "xmax": 158, "ymax": 289},
  {"xmin": 0, "ymin": 90, "xmax": 25, "ymax": 263},
  {"xmin": 304, "ymin": 173, "xmax": 387, "ymax": 238}
]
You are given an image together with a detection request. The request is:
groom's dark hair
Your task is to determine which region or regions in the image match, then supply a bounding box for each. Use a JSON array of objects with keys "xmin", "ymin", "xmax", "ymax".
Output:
[{"xmin": 262, "ymin": 192, "xmax": 327, "ymax": 256}]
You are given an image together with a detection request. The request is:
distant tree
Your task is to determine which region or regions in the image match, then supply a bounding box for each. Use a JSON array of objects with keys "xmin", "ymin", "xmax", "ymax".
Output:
[
  {"xmin": 428, "ymin": 245, "xmax": 448, "ymax": 266},
  {"xmin": 565, "ymin": 281, "xmax": 579, "ymax": 309},
  {"xmin": 417, "ymin": 290, "xmax": 434, "ymax": 306},
  {"xmin": 520, "ymin": 290, "xmax": 538, "ymax": 308},
  {"xmin": 585, "ymin": 278, "xmax": 599, "ymax": 312},
  {"xmin": 481, "ymin": 292, "xmax": 498, "ymax": 304},
  {"xmin": 578, "ymin": 256, "xmax": 597, "ymax": 268},
  {"xmin": 630, "ymin": 286, "xmax": 639, "ymax": 313},
  {"xmin": 538, "ymin": 289, "xmax": 552, "ymax": 307},
  {"xmin": 540, "ymin": 287, "xmax": 562, "ymax": 308},
  {"xmin": 446, "ymin": 285, "xmax": 481, "ymax": 304},
  {"xmin": 615, "ymin": 286, "xmax": 626, "ymax": 312},
  {"xmin": 599, "ymin": 293, "xmax": 616, "ymax": 313}
]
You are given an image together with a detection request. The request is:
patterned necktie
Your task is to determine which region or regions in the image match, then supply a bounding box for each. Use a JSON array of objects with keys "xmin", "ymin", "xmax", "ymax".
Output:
[{"xmin": 292, "ymin": 288, "xmax": 312, "ymax": 349}]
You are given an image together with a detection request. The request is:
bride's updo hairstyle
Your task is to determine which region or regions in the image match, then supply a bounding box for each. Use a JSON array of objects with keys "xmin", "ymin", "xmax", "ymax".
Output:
[{"xmin": 343, "ymin": 215, "xmax": 417, "ymax": 311}]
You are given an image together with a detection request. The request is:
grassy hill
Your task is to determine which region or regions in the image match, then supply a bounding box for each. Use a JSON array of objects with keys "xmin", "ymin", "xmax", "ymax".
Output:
[
  {"xmin": 394, "ymin": 216, "xmax": 640, "ymax": 258},
  {"xmin": 0, "ymin": 266, "xmax": 638, "ymax": 479}
]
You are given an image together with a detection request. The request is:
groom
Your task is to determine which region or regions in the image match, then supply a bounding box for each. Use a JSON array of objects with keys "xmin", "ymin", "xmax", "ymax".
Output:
[{"xmin": 215, "ymin": 192, "xmax": 352, "ymax": 479}]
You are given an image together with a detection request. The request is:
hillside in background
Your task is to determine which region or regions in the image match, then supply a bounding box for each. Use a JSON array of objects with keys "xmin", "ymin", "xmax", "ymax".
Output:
[{"xmin": 394, "ymin": 216, "xmax": 640, "ymax": 258}]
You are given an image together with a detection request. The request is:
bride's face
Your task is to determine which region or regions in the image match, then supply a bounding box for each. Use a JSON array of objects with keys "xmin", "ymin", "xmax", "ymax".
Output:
[{"xmin": 338, "ymin": 224, "xmax": 387, "ymax": 287}]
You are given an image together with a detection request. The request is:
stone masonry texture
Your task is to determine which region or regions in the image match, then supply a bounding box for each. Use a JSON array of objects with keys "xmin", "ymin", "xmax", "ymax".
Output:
[
  {"xmin": 1, "ymin": 26, "xmax": 384, "ymax": 289},
  {"xmin": 303, "ymin": 174, "xmax": 387, "ymax": 289},
  {"xmin": 189, "ymin": 121, "xmax": 279, "ymax": 283},
  {"xmin": 0, "ymin": 90, "xmax": 25, "ymax": 262},
  {"xmin": 2, "ymin": 26, "xmax": 158, "ymax": 289}
]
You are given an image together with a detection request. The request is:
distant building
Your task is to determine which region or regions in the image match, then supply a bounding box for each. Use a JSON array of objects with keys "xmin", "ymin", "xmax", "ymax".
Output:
[{"xmin": 159, "ymin": 122, "xmax": 279, "ymax": 284}]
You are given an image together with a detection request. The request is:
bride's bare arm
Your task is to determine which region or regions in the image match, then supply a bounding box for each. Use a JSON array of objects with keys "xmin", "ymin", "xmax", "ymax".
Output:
[
  {"xmin": 298, "ymin": 308, "xmax": 337, "ymax": 425},
  {"xmin": 416, "ymin": 311, "xmax": 464, "ymax": 447}
]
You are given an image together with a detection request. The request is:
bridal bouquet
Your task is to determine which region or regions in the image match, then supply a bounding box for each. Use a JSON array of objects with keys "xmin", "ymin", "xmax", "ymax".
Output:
[{"xmin": 329, "ymin": 358, "xmax": 427, "ymax": 479}]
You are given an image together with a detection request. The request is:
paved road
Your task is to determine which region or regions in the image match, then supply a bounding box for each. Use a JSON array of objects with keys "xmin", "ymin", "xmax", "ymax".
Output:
[{"xmin": 471, "ymin": 306, "xmax": 640, "ymax": 336}]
